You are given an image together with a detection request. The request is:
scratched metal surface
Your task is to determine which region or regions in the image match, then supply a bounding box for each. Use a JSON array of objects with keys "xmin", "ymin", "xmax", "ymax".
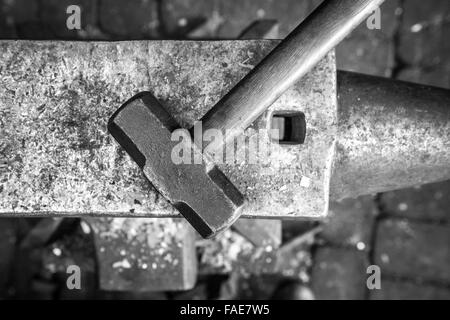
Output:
[{"xmin": 0, "ymin": 40, "xmax": 337, "ymax": 218}]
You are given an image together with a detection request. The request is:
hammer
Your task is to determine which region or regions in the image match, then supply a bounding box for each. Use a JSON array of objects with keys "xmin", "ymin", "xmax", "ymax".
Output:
[{"xmin": 108, "ymin": 0, "xmax": 384, "ymax": 238}]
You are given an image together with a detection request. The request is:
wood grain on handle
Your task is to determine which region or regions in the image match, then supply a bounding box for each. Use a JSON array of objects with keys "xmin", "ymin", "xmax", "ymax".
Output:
[{"xmin": 198, "ymin": 0, "xmax": 385, "ymax": 152}]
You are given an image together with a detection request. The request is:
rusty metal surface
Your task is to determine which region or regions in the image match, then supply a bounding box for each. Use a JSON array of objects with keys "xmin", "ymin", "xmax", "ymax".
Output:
[
  {"xmin": 0, "ymin": 40, "xmax": 337, "ymax": 219},
  {"xmin": 86, "ymin": 217, "xmax": 197, "ymax": 291},
  {"xmin": 332, "ymin": 71, "xmax": 450, "ymax": 200}
]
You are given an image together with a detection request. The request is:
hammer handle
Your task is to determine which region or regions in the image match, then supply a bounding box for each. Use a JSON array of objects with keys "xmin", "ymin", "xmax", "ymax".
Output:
[{"xmin": 199, "ymin": 0, "xmax": 385, "ymax": 150}]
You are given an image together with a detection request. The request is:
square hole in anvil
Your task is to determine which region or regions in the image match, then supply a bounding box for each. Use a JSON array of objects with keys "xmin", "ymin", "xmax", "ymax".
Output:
[{"xmin": 270, "ymin": 111, "xmax": 306, "ymax": 145}]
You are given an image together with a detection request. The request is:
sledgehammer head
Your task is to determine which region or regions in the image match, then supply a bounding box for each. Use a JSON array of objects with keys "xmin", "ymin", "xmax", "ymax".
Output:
[{"xmin": 108, "ymin": 92, "xmax": 245, "ymax": 238}]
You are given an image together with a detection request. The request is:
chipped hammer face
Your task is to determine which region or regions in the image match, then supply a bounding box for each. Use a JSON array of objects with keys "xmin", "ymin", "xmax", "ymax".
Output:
[{"xmin": 108, "ymin": 92, "xmax": 245, "ymax": 238}]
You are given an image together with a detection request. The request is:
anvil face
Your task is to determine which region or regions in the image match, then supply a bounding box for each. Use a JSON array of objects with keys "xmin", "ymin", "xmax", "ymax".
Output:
[
  {"xmin": 0, "ymin": 40, "xmax": 336, "ymax": 220},
  {"xmin": 108, "ymin": 92, "xmax": 244, "ymax": 238}
]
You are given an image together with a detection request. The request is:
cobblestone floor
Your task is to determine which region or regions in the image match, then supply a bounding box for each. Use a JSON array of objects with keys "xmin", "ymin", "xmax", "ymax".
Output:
[{"xmin": 0, "ymin": 0, "xmax": 449, "ymax": 299}]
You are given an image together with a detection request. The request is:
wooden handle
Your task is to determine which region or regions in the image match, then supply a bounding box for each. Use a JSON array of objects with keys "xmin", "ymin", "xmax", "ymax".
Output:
[{"xmin": 198, "ymin": 0, "xmax": 385, "ymax": 151}]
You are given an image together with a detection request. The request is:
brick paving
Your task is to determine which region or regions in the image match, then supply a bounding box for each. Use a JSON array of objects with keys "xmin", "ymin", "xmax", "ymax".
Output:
[
  {"xmin": 312, "ymin": 0, "xmax": 450, "ymax": 299},
  {"xmin": 336, "ymin": 0, "xmax": 400, "ymax": 77},
  {"xmin": 99, "ymin": 0, "xmax": 159, "ymax": 38},
  {"xmin": 370, "ymin": 279, "xmax": 450, "ymax": 300},
  {"xmin": 161, "ymin": 0, "xmax": 321, "ymax": 38},
  {"xmin": 396, "ymin": 0, "xmax": 450, "ymax": 87},
  {"xmin": 380, "ymin": 180, "xmax": 450, "ymax": 222},
  {"xmin": 0, "ymin": 219, "xmax": 16, "ymax": 298},
  {"xmin": 41, "ymin": 0, "xmax": 98, "ymax": 39},
  {"xmin": 311, "ymin": 247, "xmax": 369, "ymax": 300},
  {"xmin": 320, "ymin": 196, "xmax": 378, "ymax": 250},
  {"xmin": 0, "ymin": 0, "xmax": 449, "ymax": 299},
  {"xmin": 374, "ymin": 219, "xmax": 450, "ymax": 283}
]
